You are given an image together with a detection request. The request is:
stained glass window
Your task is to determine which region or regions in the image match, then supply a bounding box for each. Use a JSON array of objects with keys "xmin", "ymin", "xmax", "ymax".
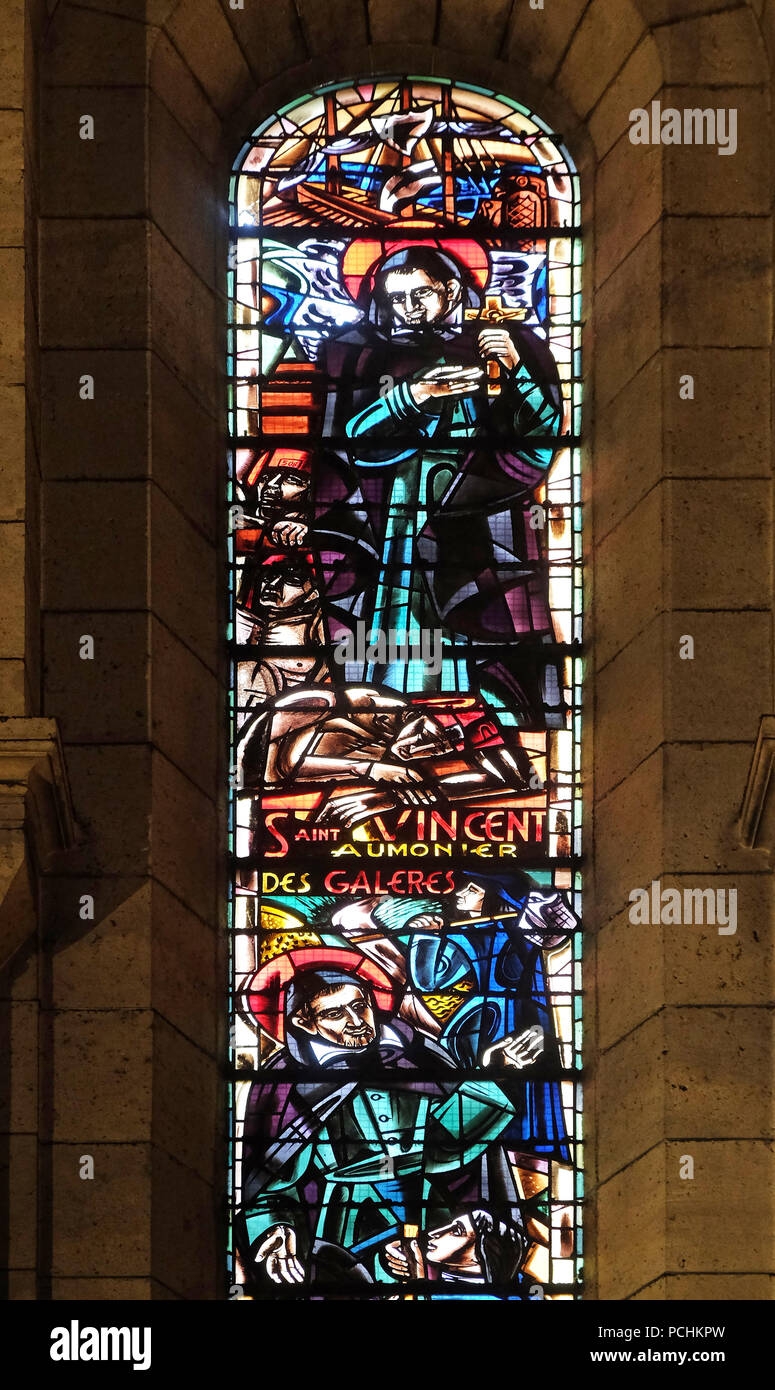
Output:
[{"xmin": 227, "ymin": 77, "xmax": 583, "ymax": 1301}]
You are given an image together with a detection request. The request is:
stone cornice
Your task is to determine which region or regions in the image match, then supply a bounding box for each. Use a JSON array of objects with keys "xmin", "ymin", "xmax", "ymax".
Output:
[
  {"xmin": 738, "ymin": 715, "xmax": 775, "ymax": 852},
  {"xmin": 0, "ymin": 717, "xmax": 77, "ymax": 868}
]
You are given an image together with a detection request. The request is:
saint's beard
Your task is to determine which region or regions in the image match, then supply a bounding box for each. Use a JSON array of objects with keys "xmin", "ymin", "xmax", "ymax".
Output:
[{"xmin": 332, "ymin": 1026, "xmax": 375, "ymax": 1049}]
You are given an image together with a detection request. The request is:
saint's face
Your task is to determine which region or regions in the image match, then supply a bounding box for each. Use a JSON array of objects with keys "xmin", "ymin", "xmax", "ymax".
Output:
[
  {"xmin": 383, "ymin": 268, "xmax": 460, "ymax": 328},
  {"xmin": 425, "ymin": 1215, "xmax": 478, "ymax": 1268},
  {"xmin": 455, "ymin": 881, "xmax": 487, "ymax": 915},
  {"xmin": 299, "ymin": 983, "xmax": 376, "ymax": 1049}
]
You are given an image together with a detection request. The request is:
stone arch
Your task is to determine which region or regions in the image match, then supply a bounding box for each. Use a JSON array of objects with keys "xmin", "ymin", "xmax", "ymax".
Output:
[{"xmin": 0, "ymin": 0, "xmax": 766, "ymax": 1299}]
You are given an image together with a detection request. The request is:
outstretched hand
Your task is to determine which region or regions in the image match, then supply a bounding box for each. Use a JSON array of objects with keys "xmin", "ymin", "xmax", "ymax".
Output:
[
  {"xmin": 482, "ymin": 1024, "xmax": 545, "ymax": 1069},
  {"xmin": 409, "ymin": 365, "xmax": 484, "ymax": 405},
  {"xmin": 255, "ymin": 1224, "xmax": 304, "ymax": 1284}
]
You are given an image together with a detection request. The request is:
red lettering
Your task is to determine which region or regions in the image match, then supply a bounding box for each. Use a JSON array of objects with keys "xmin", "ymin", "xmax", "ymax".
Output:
[
  {"xmin": 507, "ymin": 811, "xmax": 530, "ymax": 842},
  {"xmin": 485, "ymin": 811, "xmax": 505, "ymax": 840},
  {"xmin": 464, "ymin": 812, "xmax": 487, "ymax": 842},
  {"xmin": 372, "ymin": 816, "xmax": 395, "ymax": 842},
  {"xmin": 324, "ymin": 871, "xmax": 350, "ymax": 893},
  {"xmin": 265, "ymin": 812, "xmax": 290, "ymax": 857},
  {"xmin": 430, "ymin": 809, "xmax": 457, "ymax": 841}
]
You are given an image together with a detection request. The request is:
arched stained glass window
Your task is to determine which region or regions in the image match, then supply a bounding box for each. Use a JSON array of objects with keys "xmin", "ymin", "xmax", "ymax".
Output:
[{"xmin": 227, "ymin": 77, "xmax": 583, "ymax": 1302}]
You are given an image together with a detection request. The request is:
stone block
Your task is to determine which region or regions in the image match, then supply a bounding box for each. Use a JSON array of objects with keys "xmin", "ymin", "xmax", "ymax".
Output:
[
  {"xmin": 653, "ymin": 10, "xmax": 768, "ymax": 87},
  {"xmin": 1, "ymin": 922, "xmax": 39, "ymax": 1002},
  {"xmin": 665, "ymin": 1007, "xmax": 772, "ymax": 1140},
  {"xmin": 0, "ymin": 0, "xmax": 24, "ymax": 110},
  {"xmin": 150, "ymin": 486, "xmax": 218, "ymax": 668},
  {"xmin": 640, "ymin": 0, "xmax": 745, "ymax": 20},
  {"xmin": 667, "ymin": 611, "xmax": 771, "ymax": 744},
  {"xmin": 439, "ymin": 0, "xmax": 511, "ymax": 55},
  {"xmin": 0, "ymin": 111, "xmax": 24, "ymax": 246},
  {"xmin": 666, "ymin": 1139, "xmax": 774, "ymax": 1270},
  {"xmin": 598, "ymin": 869, "xmax": 773, "ymax": 1053},
  {"xmin": 50, "ymin": 1142, "xmax": 151, "ymax": 1277},
  {"xmin": 598, "ymin": 1004, "xmax": 773, "ymax": 1187},
  {"xmin": 150, "ymin": 351, "xmax": 218, "ymax": 539},
  {"xmin": 594, "ymin": 220, "xmax": 661, "ymax": 405},
  {"xmin": 149, "ymin": 226, "xmax": 217, "ymax": 413},
  {"xmin": 593, "ymin": 353, "xmax": 661, "ymax": 538},
  {"xmin": 667, "ymin": 479, "xmax": 771, "ymax": 610},
  {"xmin": 0, "ymin": 385, "xmax": 25, "ymax": 519},
  {"xmin": 598, "ymin": 1012, "xmax": 664, "ymax": 1183},
  {"xmin": 149, "ymin": 35, "xmax": 221, "ymax": 168},
  {"xmin": 597, "ymin": 905, "xmax": 665, "ymax": 1052},
  {"xmin": 0, "ymin": 658, "xmax": 26, "ymax": 714},
  {"xmin": 369, "ymin": 0, "xmax": 436, "ymax": 44},
  {"xmin": 39, "ymin": 221, "xmax": 148, "ymax": 350},
  {"xmin": 595, "ymin": 749, "xmax": 666, "ymax": 928},
  {"xmin": 597, "ymin": 1144, "xmax": 666, "ymax": 1298},
  {"xmin": 0, "ymin": 248, "xmax": 24, "ymax": 378},
  {"xmin": 42, "ymin": 480, "xmax": 148, "ymax": 611},
  {"xmin": 151, "ymin": 881, "xmax": 217, "ymax": 1050},
  {"xmin": 46, "ymin": 6, "xmax": 154, "ymax": 87},
  {"xmin": 41, "ymin": 350, "xmax": 149, "ymax": 481},
  {"xmin": 665, "ymin": 873, "xmax": 774, "ymax": 1010},
  {"xmin": 504, "ymin": 0, "xmax": 589, "ymax": 86},
  {"xmin": 556, "ymin": 0, "xmax": 646, "ymax": 120},
  {"xmin": 47, "ymin": 878, "xmax": 153, "ymax": 1012},
  {"xmin": 664, "ymin": 742, "xmax": 765, "ymax": 875},
  {"xmin": 41, "ymin": 89, "xmax": 147, "ymax": 219},
  {"xmin": 165, "ymin": 0, "xmax": 252, "ymax": 117},
  {"xmin": 588, "ymin": 35, "xmax": 662, "ymax": 161},
  {"xmin": 63, "ymin": 745, "xmax": 152, "ymax": 878},
  {"xmin": 50, "ymin": 1277, "xmax": 158, "ymax": 1299},
  {"xmin": 149, "ymin": 92, "xmax": 216, "ymax": 291},
  {"xmin": 295, "ymin": 0, "xmax": 369, "ymax": 52},
  {"xmin": 226, "ymin": 0, "xmax": 307, "ymax": 83},
  {"xmin": 0, "ymin": 1135, "xmax": 37, "ymax": 1268},
  {"xmin": 43, "ymin": 612, "xmax": 149, "ymax": 745},
  {"xmin": 151, "ymin": 750, "xmax": 217, "ymax": 921},
  {"xmin": 151, "ymin": 1147, "xmax": 217, "ymax": 1298},
  {"xmin": 51, "ymin": 1010, "xmax": 153, "ymax": 1143},
  {"xmin": 6, "ymin": 1271, "xmax": 36, "ymax": 1297},
  {"xmin": 595, "ymin": 135, "xmax": 661, "ymax": 287},
  {"xmin": 593, "ymin": 483, "xmax": 664, "ymax": 670},
  {"xmin": 633, "ymin": 1273, "xmax": 774, "ymax": 1299},
  {"xmin": 0, "ymin": 1000, "xmax": 37, "ymax": 1132},
  {"xmin": 150, "ymin": 618, "xmax": 220, "ymax": 799},
  {"xmin": 0, "ymin": 522, "xmax": 25, "ymax": 657},
  {"xmin": 595, "ymin": 613, "xmax": 664, "ymax": 798},
  {"xmin": 68, "ymin": 0, "xmax": 171, "ymax": 18},
  {"xmin": 662, "ymin": 87, "xmax": 769, "ymax": 217},
  {"xmin": 663, "ymin": 347, "xmax": 771, "ymax": 479},
  {"xmin": 663, "ymin": 217, "xmax": 771, "ymax": 348},
  {"xmin": 152, "ymin": 1017, "xmax": 218, "ymax": 1181}
]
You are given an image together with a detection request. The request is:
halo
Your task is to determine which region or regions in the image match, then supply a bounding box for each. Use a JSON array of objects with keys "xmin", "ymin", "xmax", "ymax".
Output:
[
  {"xmin": 341, "ymin": 237, "xmax": 490, "ymax": 302},
  {"xmin": 246, "ymin": 945, "xmax": 397, "ymax": 1043}
]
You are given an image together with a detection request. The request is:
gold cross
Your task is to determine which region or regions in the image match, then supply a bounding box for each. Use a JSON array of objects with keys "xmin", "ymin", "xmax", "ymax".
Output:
[
  {"xmin": 465, "ymin": 295, "xmax": 527, "ymax": 394},
  {"xmin": 466, "ymin": 293, "xmax": 527, "ymax": 324}
]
